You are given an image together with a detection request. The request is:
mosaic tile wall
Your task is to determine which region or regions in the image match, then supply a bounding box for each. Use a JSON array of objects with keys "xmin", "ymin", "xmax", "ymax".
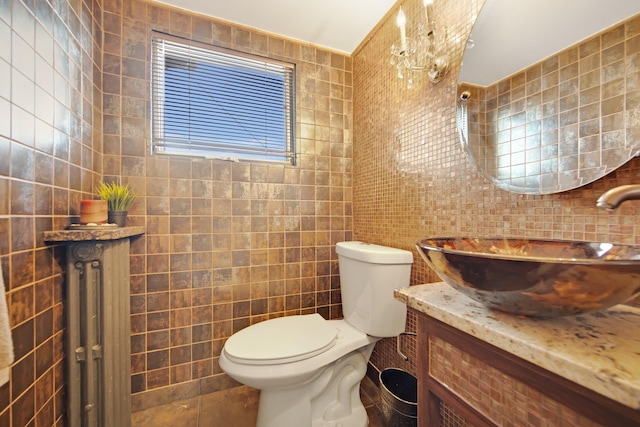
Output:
[
  {"xmin": 353, "ymin": 0, "xmax": 640, "ymax": 378},
  {"xmin": 100, "ymin": 0, "xmax": 354, "ymax": 402},
  {"xmin": 0, "ymin": 0, "xmax": 104, "ymax": 425}
]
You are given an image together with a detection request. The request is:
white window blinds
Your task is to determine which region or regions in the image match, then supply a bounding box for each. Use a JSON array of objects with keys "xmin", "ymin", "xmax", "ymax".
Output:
[{"xmin": 151, "ymin": 34, "xmax": 296, "ymax": 164}]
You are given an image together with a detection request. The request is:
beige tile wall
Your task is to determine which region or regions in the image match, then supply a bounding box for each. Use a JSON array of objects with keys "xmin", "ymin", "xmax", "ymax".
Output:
[
  {"xmin": 0, "ymin": 0, "xmax": 104, "ymax": 425},
  {"xmin": 353, "ymin": 0, "xmax": 640, "ymax": 377}
]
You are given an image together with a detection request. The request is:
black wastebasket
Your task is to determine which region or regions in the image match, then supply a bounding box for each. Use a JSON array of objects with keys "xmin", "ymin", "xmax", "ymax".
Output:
[{"xmin": 379, "ymin": 368, "xmax": 417, "ymax": 426}]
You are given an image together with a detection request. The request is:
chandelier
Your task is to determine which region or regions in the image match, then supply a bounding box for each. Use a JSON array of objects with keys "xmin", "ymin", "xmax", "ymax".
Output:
[{"xmin": 390, "ymin": 0, "xmax": 449, "ymax": 88}]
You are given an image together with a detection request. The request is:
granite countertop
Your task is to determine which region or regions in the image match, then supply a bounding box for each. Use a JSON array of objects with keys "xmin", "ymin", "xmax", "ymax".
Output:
[
  {"xmin": 395, "ymin": 282, "xmax": 640, "ymax": 411},
  {"xmin": 44, "ymin": 226, "xmax": 146, "ymax": 242}
]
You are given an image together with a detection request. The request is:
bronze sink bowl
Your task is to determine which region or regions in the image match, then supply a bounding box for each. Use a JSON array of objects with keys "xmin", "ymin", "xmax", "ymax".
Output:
[{"xmin": 416, "ymin": 238, "xmax": 640, "ymax": 317}]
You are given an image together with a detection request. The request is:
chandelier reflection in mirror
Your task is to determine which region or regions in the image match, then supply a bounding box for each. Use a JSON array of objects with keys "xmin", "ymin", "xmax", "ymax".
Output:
[{"xmin": 390, "ymin": 0, "xmax": 449, "ymax": 88}]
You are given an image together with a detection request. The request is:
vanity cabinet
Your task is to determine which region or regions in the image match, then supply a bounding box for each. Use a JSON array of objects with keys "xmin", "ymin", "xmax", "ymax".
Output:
[{"xmin": 416, "ymin": 311, "xmax": 640, "ymax": 427}]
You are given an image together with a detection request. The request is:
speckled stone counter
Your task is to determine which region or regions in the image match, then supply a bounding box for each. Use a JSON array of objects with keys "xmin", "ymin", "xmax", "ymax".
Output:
[
  {"xmin": 394, "ymin": 282, "xmax": 640, "ymax": 411},
  {"xmin": 44, "ymin": 226, "xmax": 146, "ymax": 242}
]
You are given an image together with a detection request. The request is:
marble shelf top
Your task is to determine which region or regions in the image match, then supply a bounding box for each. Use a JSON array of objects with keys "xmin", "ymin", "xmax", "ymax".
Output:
[
  {"xmin": 44, "ymin": 226, "xmax": 146, "ymax": 242},
  {"xmin": 395, "ymin": 282, "xmax": 640, "ymax": 411}
]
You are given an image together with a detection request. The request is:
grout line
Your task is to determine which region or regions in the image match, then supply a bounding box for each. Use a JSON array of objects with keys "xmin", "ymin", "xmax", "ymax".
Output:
[{"xmin": 195, "ymin": 395, "xmax": 201, "ymax": 427}]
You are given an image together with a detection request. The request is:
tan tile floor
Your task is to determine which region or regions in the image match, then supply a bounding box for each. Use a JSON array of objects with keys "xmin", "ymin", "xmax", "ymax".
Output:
[{"xmin": 131, "ymin": 376, "xmax": 388, "ymax": 426}]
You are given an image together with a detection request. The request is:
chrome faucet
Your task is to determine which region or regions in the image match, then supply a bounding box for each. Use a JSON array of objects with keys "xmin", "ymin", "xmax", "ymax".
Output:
[{"xmin": 596, "ymin": 185, "xmax": 640, "ymax": 210}]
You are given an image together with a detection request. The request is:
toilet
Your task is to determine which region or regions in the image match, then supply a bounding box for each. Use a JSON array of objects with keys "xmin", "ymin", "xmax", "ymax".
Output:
[{"xmin": 219, "ymin": 241, "xmax": 413, "ymax": 427}]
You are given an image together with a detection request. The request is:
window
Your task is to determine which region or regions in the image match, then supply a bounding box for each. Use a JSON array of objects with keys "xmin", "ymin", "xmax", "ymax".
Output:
[{"xmin": 151, "ymin": 34, "xmax": 296, "ymax": 164}]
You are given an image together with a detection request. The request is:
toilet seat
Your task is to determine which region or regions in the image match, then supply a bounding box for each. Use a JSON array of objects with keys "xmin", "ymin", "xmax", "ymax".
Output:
[{"xmin": 223, "ymin": 314, "xmax": 338, "ymax": 365}]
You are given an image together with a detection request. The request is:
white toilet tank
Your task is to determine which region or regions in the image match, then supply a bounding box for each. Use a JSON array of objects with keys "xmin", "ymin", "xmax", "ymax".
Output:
[{"xmin": 336, "ymin": 242, "xmax": 413, "ymax": 337}]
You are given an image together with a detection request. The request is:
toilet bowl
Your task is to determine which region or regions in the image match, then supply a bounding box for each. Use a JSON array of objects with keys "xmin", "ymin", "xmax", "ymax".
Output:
[
  {"xmin": 220, "ymin": 315, "xmax": 378, "ymax": 426},
  {"xmin": 219, "ymin": 241, "xmax": 413, "ymax": 427}
]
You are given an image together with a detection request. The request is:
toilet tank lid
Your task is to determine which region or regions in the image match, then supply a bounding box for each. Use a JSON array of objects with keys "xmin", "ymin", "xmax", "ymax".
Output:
[{"xmin": 336, "ymin": 241, "xmax": 413, "ymax": 264}]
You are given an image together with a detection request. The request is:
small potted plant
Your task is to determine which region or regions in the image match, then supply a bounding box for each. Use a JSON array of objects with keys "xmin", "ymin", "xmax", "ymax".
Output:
[{"xmin": 94, "ymin": 181, "xmax": 138, "ymax": 227}]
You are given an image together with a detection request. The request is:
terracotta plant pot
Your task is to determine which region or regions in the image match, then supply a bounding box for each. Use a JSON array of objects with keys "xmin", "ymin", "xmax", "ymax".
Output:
[
  {"xmin": 108, "ymin": 210, "xmax": 128, "ymax": 227},
  {"xmin": 80, "ymin": 200, "xmax": 108, "ymax": 224}
]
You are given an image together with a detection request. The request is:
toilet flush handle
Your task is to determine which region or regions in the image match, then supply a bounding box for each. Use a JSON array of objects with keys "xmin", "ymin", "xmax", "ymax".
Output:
[{"xmin": 396, "ymin": 332, "xmax": 417, "ymax": 361}]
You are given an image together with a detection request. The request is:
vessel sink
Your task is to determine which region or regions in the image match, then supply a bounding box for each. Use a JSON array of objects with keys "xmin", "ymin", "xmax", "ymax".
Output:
[{"xmin": 416, "ymin": 237, "xmax": 640, "ymax": 317}]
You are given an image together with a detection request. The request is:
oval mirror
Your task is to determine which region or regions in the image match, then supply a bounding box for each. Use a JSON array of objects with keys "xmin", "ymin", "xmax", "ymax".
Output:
[{"xmin": 457, "ymin": 0, "xmax": 640, "ymax": 194}]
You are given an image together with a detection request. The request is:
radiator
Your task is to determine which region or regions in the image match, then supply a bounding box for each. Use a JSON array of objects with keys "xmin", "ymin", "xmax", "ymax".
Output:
[{"xmin": 66, "ymin": 238, "xmax": 132, "ymax": 427}]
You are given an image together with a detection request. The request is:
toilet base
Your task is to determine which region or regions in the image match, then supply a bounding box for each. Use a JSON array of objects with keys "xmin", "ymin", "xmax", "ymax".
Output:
[{"xmin": 256, "ymin": 343, "xmax": 374, "ymax": 427}]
